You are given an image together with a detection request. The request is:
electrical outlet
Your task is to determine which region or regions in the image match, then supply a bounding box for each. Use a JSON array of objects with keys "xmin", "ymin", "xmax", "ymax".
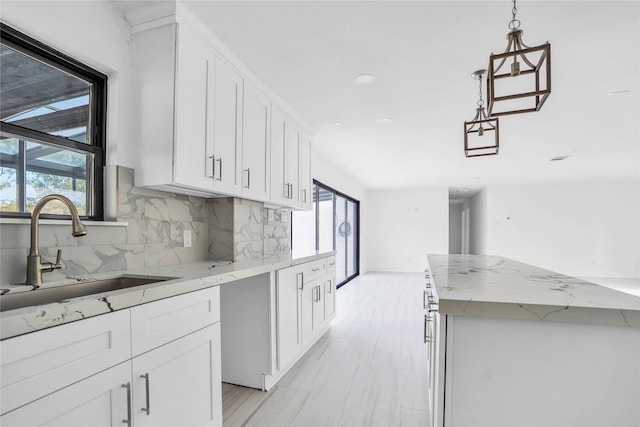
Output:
[{"xmin": 183, "ymin": 230, "xmax": 192, "ymax": 248}]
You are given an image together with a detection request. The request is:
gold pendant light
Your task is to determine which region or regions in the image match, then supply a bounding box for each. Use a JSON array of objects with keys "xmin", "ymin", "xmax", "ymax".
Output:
[
  {"xmin": 464, "ymin": 70, "xmax": 499, "ymax": 157},
  {"xmin": 487, "ymin": 0, "xmax": 551, "ymax": 116}
]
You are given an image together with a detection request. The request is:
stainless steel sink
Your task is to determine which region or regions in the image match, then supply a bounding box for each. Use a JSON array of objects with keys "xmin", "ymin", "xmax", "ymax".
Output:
[{"xmin": 0, "ymin": 275, "xmax": 176, "ymax": 312}]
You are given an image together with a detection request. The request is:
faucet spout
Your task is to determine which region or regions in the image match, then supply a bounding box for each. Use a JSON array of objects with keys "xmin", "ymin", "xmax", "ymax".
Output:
[{"xmin": 27, "ymin": 194, "xmax": 87, "ymax": 285}]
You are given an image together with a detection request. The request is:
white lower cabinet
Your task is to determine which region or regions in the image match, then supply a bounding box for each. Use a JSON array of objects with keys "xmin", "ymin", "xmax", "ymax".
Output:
[
  {"xmin": 277, "ymin": 257, "xmax": 335, "ymax": 371},
  {"xmin": 132, "ymin": 324, "xmax": 222, "ymax": 427},
  {"xmin": 0, "ymin": 288, "xmax": 222, "ymax": 427}
]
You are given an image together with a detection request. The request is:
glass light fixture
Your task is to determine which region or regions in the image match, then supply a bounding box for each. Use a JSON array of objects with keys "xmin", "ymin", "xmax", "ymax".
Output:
[
  {"xmin": 464, "ymin": 70, "xmax": 499, "ymax": 157},
  {"xmin": 487, "ymin": 0, "xmax": 551, "ymax": 116}
]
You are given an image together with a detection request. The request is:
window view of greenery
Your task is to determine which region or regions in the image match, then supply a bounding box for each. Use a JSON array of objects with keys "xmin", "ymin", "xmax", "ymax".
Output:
[{"xmin": 0, "ymin": 28, "xmax": 103, "ymax": 218}]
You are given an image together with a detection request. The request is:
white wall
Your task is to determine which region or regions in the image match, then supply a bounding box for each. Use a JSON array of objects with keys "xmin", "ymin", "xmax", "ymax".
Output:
[
  {"xmin": 365, "ymin": 187, "xmax": 448, "ymax": 272},
  {"xmin": 1, "ymin": 0, "xmax": 136, "ymax": 167},
  {"xmin": 469, "ymin": 189, "xmax": 487, "ymax": 255},
  {"xmin": 485, "ymin": 180, "xmax": 640, "ymax": 278},
  {"xmin": 449, "ymin": 202, "xmax": 463, "ymax": 254}
]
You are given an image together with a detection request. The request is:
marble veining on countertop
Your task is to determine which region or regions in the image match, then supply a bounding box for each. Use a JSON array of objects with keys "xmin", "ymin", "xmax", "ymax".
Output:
[
  {"xmin": 0, "ymin": 250, "xmax": 335, "ymax": 340},
  {"xmin": 427, "ymin": 254, "xmax": 640, "ymax": 328}
]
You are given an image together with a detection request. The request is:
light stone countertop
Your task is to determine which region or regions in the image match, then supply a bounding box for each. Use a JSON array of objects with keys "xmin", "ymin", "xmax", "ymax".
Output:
[
  {"xmin": 427, "ymin": 254, "xmax": 640, "ymax": 328},
  {"xmin": 0, "ymin": 250, "xmax": 335, "ymax": 340}
]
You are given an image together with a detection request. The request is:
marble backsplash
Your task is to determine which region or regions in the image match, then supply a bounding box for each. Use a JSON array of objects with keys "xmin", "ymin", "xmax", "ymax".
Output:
[
  {"xmin": 0, "ymin": 166, "xmax": 290, "ymax": 286},
  {"xmin": 208, "ymin": 197, "xmax": 290, "ymax": 262}
]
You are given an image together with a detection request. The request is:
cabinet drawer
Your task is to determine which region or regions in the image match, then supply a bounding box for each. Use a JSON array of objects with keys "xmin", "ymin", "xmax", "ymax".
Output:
[
  {"xmin": 326, "ymin": 256, "xmax": 337, "ymax": 274},
  {"xmin": 1, "ymin": 310, "xmax": 131, "ymax": 415},
  {"xmin": 131, "ymin": 286, "xmax": 220, "ymax": 356},
  {"xmin": 299, "ymin": 259, "xmax": 326, "ymax": 285}
]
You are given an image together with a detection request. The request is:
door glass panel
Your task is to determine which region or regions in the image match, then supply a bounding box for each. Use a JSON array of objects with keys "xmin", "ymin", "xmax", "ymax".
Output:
[
  {"xmin": 347, "ymin": 200, "xmax": 357, "ymax": 278},
  {"xmin": 335, "ymin": 195, "xmax": 347, "ymax": 284},
  {"xmin": 318, "ymin": 186, "xmax": 334, "ymax": 253}
]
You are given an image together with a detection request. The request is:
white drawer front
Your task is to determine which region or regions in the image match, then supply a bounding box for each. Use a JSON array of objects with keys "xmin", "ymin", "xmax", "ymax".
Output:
[
  {"xmin": 326, "ymin": 256, "xmax": 337, "ymax": 274},
  {"xmin": 131, "ymin": 286, "xmax": 220, "ymax": 356},
  {"xmin": 300, "ymin": 259, "xmax": 327, "ymax": 284},
  {"xmin": 1, "ymin": 310, "xmax": 131, "ymax": 415}
]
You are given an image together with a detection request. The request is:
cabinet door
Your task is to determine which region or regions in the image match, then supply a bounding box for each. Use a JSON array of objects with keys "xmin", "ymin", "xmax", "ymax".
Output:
[
  {"xmin": 324, "ymin": 277, "xmax": 336, "ymax": 319},
  {"xmin": 298, "ymin": 133, "xmax": 312, "ymax": 210},
  {"xmin": 0, "ymin": 362, "xmax": 130, "ymax": 427},
  {"xmin": 276, "ymin": 267, "xmax": 302, "ymax": 371},
  {"xmin": 132, "ymin": 323, "xmax": 222, "ymax": 427},
  {"xmin": 242, "ymin": 82, "xmax": 271, "ymax": 202},
  {"xmin": 210, "ymin": 56, "xmax": 243, "ymax": 195},
  {"xmin": 286, "ymin": 124, "xmax": 300, "ymax": 206},
  {"xmin": 300, "ymin": 276, "xmax": 316, "ymax": 348},
  {"xmin": 173, "ymin": 24, "xmax": 213, "ymax": 191},
  {"xmin": 270, "ymin": 105, "xmax": 288, "ymax": 206},
  {"xmin": 312, "ymin": 281, "xmax": 326, "ymax": 331}
]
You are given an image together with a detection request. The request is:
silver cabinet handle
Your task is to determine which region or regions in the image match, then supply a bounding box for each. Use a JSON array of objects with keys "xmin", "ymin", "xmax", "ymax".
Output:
[
  {"xmin": 424, "ymin": 315, "xmax": 433, "ymax": 343},
  {"xmin": 217, "ymin": 158, "xmax": 223, "ymax": 181},
  {"xmin": 244, "ymin": 168, "xmax": 251, "ymax": 189},
  {"xmin": 209, "ymin": 155, "xmax": 215, "ymax": 179},
  {"xmin": 311, "ymin": 267, "xmax": 320, "ymax": 272},
  {"xmin": 328, "ymin": 279, "xmax": 332, "ymax": 294},
  {"xmin": 423, "ymin": 290, "xmax": 428, "ymax": 309},
  {"xmin": 424, "ymin": 314, "xmax": 428, "ymax": 344},
  {"xmin": 297, "ymin": 272, "xmax": 304, "ymax": 290},
  {"xmin": 140, "ymin": 373, "xmax": 150, "ymax": 415},
  {"xmin": 302, "ymin": 188, "xmax": 307, "ymax": 203},
  {"xmin": 121, "ymin": 382, "xmax": 132, "ymax": 426}
]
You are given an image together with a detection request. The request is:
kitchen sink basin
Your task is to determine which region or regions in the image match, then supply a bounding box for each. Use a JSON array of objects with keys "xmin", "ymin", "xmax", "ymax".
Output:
[{"xmin": 0, "ymin": 275, "xmax": 176, "ymax": 312}]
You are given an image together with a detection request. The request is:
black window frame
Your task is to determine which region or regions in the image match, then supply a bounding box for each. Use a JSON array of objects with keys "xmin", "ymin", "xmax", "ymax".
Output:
[{"xmin": 0, "ymin": 23, "xmax": 107, "ymax": 220}]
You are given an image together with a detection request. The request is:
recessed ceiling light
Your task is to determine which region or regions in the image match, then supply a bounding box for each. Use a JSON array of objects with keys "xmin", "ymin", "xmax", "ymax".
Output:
[
  {"xmin": 377, "ymin": 117, "xmax": 392, "ymax": 124},
  {"xmin": 354, "ymin": 73, "xmax": 376, "ymax": 85},
  {"xmin": 334, "ymin": 122, "xmax": 342, "ymax": 126},
  {"xmin": 550, "ymin": 156, "xmax": 569, "ymax": 161}
]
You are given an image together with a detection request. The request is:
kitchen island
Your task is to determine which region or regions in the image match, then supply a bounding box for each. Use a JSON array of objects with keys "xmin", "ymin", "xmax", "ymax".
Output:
[{"xmin": 425, "ymin": 254, "xmax": 640, "ymax": 427}]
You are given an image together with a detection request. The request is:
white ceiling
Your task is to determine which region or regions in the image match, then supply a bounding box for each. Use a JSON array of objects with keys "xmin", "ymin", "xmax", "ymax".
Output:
[{"xmin": 120, "ymin": 1, "xmax": 640, "ymax": 192}]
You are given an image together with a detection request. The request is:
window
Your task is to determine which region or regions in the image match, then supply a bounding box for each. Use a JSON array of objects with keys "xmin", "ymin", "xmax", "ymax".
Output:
[
  {"xmin": 0, "ymin": 24, "xmax": 106, "ymax": 218},
  {"xmin": 292, "ymin": 180, "xmax": 360, "ymax": 288}
]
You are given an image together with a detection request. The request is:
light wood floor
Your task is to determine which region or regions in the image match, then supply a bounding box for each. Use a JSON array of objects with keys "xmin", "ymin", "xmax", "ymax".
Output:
[{"xmin": 222, "ymin": 272, "xmax": 429, "ymax": 427}]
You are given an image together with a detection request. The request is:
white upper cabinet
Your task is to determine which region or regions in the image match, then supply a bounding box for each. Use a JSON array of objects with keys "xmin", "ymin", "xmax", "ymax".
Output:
[
  {"xmin": 134, "ymin": 23, "xmax": 242, "ymax": 197},
  {"xmin": 208, "ymin": 56, "xmax": 243, "ymax": 195},
  {"xmin": 270, "ymin": 105, "xmax": 312, "ymax": 210},
  {"xmin": 133, "ymin": 15, "xmax": 310, "ymax": 207},
  {"xmin": 298, "ymin": 132, "xmax": 312, "ymax": 210},
  {"xmin": 270, "ymin": 105, "xmax": 289, "ymax": 206},
  {"xmin": 241, "ymin": 82, "xmax": 271, "ymax": 202},
  {"xmin": 134, "ymin": 23, "xmax": 211, "ymax": 195}
]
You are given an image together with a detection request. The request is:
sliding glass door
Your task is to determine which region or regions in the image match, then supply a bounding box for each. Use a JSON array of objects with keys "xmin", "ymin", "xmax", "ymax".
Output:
[{"xmin": 292, "ymin": 181, "xmax": 359, "ymax": 287}]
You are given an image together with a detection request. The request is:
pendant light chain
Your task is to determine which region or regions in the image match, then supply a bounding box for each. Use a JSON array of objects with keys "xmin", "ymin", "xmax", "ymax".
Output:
[
  {"xmin": 509, "ymin": 0, "xmax": 520, "ymax": 30},
  {"xmin": 477, "ymin": 76, "xmax": 484, "ymax": 107}
]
